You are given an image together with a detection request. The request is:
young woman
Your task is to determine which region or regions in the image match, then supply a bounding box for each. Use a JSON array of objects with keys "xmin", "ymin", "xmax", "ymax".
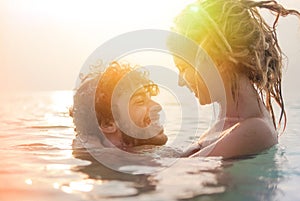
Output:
[{"xmin": 169, "ymin": 0, "xmax": 300, "ymax": 159}]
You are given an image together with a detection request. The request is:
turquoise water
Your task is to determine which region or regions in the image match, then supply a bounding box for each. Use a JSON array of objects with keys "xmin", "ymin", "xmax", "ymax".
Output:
[{"xmin": 0, "ymin": 91, "xmax": 299, "ymax": 201}]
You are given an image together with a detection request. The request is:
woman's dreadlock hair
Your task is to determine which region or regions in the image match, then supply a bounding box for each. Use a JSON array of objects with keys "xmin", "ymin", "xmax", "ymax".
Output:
[{"xmin": 171, "ymin": 0, "xmax": 300, "ymax": 132}]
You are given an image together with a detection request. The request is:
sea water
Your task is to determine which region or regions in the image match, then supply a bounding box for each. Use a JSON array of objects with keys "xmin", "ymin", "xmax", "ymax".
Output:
[{"xmin": 0, "ymin": 90, "xmax": 299, "ymax": 201}]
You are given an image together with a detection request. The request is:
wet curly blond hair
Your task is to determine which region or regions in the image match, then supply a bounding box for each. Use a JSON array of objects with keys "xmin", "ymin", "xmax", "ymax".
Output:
[{"xmin": 170, "ymin": 0, "xmax": 300, "ymax": 131}]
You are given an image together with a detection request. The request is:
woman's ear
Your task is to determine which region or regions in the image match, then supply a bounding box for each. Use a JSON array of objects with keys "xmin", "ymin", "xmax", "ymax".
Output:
[{"xmin": 100, "ymin": 121, "xmax": 117, "ymax": 134}]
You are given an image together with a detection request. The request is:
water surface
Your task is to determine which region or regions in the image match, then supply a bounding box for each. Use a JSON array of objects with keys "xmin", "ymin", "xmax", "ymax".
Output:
[{"xmin": 0, "ymin": 91, "xmax": 299, "ymax": 201}]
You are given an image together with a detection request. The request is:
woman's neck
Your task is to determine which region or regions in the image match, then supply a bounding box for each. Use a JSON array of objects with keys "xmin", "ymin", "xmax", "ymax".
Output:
[{"xmin": 218, "ymin": 74, "xmax": 262, "ymax": 120}]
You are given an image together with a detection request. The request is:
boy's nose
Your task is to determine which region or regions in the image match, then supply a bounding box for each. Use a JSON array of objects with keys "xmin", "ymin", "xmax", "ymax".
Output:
[
  {"xmin": 149, "ymin": 99, "xmax": 162, "ymax": 111},
  {"xmin": 150, "ymin": 101, "xmax": 162, "ymax": 111},
  {"xmin": 149, "ymin": 104, "xmax": 162, "ymax": 125}
]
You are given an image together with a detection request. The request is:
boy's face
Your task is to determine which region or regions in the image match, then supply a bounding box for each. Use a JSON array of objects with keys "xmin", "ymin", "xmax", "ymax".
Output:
[{"xmin": 113, "ymin": 85, "xmax": 167, "ymax": 147}]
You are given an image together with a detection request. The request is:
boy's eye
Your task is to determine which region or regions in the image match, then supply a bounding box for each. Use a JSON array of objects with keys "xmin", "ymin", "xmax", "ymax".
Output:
[{"xmin": 134, "ymin": 97, "xmax": 145, "ymax": 105}]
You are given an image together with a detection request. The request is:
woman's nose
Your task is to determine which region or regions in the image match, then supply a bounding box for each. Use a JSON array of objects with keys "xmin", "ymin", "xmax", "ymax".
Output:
[{"xmin": 178, "ymin": 73, "xmax": 187, "ymax": 87}]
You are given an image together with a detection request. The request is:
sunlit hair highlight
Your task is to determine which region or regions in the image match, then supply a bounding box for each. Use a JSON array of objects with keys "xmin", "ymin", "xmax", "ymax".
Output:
[{"xmin": 171, "ymin": 0, "xmax": 300, "ymax": 131}]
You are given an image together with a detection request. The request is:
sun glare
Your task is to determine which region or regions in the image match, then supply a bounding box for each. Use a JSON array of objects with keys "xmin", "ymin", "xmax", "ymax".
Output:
[
  {"xmin": 1, "ymin": 0, "xmax": 194, "ymax": 91},
  {"xmin": 7, "ymin": 0, "xmax": 189, "ymax": 26},
  {"xmin": 50, "ymin": 91, "xmax": 73, "ymax": 112}
]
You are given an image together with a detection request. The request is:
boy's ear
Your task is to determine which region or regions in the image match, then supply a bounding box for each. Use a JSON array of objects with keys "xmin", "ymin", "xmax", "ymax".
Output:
[{"xmin": 100, "ymin": 121, "xmax": 117, "ymax": 134}]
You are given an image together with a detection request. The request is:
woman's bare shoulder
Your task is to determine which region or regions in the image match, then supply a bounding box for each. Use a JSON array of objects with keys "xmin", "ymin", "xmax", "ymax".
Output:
[
  {"xmin": 235, "ymin": 117, "xmax": 277, "ymax": 140},
  {"xmin": 194, "ymin": 117, "xmax": 278, "ymax": 159}
]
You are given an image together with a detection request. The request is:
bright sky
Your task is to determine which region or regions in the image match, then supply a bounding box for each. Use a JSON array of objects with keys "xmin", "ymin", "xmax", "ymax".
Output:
[
  {"xmin": 0, "ymin": 0, "xmax": 299, "ymax": 98},
  {"xmin": 0, "ymin": 0, "xmax": 193, "ymax": 92}
]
